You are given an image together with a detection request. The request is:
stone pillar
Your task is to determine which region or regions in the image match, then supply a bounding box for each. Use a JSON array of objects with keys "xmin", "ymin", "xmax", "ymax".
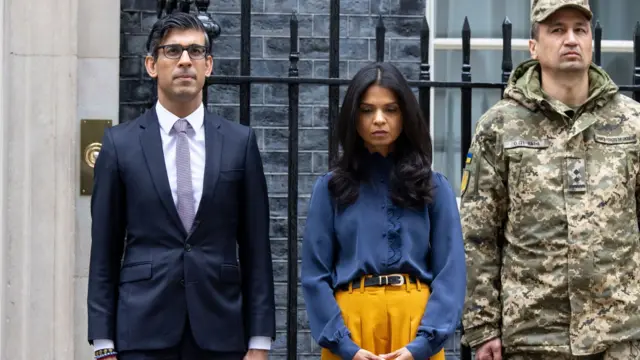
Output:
[
  {"xmin": 1, "ymin": 0, "xmax": 79, "ymax": 358},
  {"xmin": 74, "ymin": 0, "xmax": 121, "ymax": 358},
  {"xmin": 0, "ymin": 0, "xmax": 121, "ymax": 358},
  {"xmin": 0, "ymin": 0, "xmax": 6, "ymax": 355}
]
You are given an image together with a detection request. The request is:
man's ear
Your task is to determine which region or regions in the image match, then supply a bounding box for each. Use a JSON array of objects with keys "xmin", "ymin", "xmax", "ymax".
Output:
[
  {"xmin": 145, "ymin": 55, "xmax": 158, "ymax": 79},
  {"xmin": 529, "ymin": 39, "xmax": 538, "ymax": 59},
  {"xmin": 205, "ymin": 54, "xmax": 213, "ymax": 77}
]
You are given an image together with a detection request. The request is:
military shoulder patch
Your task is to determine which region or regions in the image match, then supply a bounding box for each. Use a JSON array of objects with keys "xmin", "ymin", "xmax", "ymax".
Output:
[
  {"xmin": 594, "ymin": 133, "xmax": 637, "ymax": 145},
  {"xmin": 466, "ymin": 152, "xmax": 473, "ymax": 165},
  {"xmin": 461, "ymin": 170, "xmax": 470, "ymax": 195}
]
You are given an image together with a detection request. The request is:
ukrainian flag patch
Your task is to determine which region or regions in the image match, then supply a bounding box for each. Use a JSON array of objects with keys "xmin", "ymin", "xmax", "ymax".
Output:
[
  {"xmin": 461, "ymin": 170, "xmax": 470, "ymax": 195},
  {"xmin": 466, "ymin": 152, "xmax": 473, "ymax": 165}
]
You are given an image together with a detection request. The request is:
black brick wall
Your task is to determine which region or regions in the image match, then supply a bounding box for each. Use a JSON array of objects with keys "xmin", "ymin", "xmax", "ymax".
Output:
[{"xmin": 119, "ymin": 0, "xmax": 462, "ymax": 359}]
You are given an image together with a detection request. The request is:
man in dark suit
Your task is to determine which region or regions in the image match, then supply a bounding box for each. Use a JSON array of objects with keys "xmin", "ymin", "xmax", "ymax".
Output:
[{"xmin": 87, "ymin": 12, "xmax": 275, "ymax": 360}]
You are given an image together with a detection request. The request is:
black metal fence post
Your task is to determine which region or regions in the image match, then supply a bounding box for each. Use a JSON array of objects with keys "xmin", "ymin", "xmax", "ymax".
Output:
[
  {"xmin": 239, "ymin": 0, "xmax": 251, "ymax": 126},
  {"xmin": 501, "ymin": 17, "xmax": 512, "ymax": 98},
  {"xmin": 594, "ymin": 20, "xmax": 602, "ymax": 66},
  {"xmin": 419, "ymin": 18, "xmax": 431, "ymax": 137},
  {"xmin": 460, "ymin": 17, "xmax": 472, "ymax": 176},
  {"xmin": 286, "ymin": 12, "xmax": 300, "ymax": 360},
  {"xmin": 633, "ymin": 22, "xmax": 640, "ymax": 102},
  {"xmin": 376, "ymin": 15, "xmax": 386, "ymax": 62},
  {"xmin": 460, "ymin": 19, "xmax": 473, "ymax": 360},
  {"xmin": 328, "ymin": 0, "xmax": 341, "ymax": 166}
]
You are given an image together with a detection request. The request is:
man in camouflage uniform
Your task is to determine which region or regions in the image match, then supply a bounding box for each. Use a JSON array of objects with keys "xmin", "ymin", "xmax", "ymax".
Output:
[{"xmin": 459, "ymin": 0, "xmax": 640, "ymax": 359}]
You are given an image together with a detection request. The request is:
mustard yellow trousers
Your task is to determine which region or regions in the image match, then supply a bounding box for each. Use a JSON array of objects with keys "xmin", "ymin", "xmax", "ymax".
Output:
[{"xmin": 321, "ymin": 274, "xmax": 446, "ymax": 360}]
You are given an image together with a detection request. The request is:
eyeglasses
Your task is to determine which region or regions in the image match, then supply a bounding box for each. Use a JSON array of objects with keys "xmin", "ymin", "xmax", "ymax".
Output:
[{"xmin": 156, "ymin": 44, "xmax": 208, "ymax": 60}]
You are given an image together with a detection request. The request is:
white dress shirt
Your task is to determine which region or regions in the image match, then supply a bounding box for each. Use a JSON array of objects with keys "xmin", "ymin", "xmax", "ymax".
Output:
[{"xmin": 93, "ymin": 101, "xmax": 271, "ymax": 352}]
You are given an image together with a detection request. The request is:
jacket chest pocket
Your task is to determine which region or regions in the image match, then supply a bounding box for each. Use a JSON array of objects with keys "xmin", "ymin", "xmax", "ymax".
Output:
[
  {"xmin": 505, "ymin": 146, "xmax": 560, "ymax": 198},
  {"xmin": 587, "ymin": 137, "xmax": 638, "ymax": 207}
]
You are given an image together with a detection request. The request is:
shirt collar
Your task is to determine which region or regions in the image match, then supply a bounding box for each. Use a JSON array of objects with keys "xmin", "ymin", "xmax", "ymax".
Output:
[{"xmin": 155, "ymin": 100, "xmax": 204, "ymax": 135}]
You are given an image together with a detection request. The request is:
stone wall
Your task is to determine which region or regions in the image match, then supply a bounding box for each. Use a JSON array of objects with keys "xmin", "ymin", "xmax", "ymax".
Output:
[{"xmin": 119, "ymin": 0, "xmax": 462, "ymax": 359}]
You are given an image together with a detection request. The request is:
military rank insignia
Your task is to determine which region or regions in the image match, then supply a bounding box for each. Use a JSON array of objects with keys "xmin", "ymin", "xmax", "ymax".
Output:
[
  {"xmin": 461, "ymin": 170, "xmax": 470, "ymax": 195},
  {"xmin": 567, "ymin": 158, "xmax": 586, "ymax": 193}
]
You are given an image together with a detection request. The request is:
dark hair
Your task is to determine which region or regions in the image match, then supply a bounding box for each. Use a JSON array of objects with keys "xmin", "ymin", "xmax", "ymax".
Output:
[
  {"xmin": 328, "ymin": 62, "xmax": 434, "ymax": 211},
  {"xmin": 145, "ymin": 12, "xmax": 210, "ymax": 58},
  {"xmin": 531, "ymin": 22, "xmax": 540, "ymax": 40}
]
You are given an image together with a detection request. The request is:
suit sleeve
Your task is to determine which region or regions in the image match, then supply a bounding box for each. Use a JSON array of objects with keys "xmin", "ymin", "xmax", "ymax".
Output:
[
  {"xmin": 238, "ymin": 128, "xmax": 276, "ymax": 340},
  {"xmin": 405, "ymin": 172, "xmax": 467, "ymax": 359},
  {"xmin": 459, "ymin": 116, "xmax": 508, "ymax": 348},
  {"xmin": 301, "ymin": 175, "xmax": 361, "ymax": 360},
  {"xmin": 87, "ymin": 128, "xmax": 127, "ymax": 343}
]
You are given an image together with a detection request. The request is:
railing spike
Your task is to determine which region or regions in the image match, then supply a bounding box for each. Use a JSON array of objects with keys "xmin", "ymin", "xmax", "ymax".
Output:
[
  {"xmin": 463, "ymin": 16, "xmax": 470, "ymax": 31},
  {"xmin": 422, "ymin": 16, "xmax": 430, "ymax": 32}
]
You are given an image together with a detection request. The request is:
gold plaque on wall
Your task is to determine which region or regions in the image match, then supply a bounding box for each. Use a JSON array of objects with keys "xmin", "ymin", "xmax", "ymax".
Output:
[{"xmin": 80, "ymin": 119, "xmax": 112, "ymax": 195}]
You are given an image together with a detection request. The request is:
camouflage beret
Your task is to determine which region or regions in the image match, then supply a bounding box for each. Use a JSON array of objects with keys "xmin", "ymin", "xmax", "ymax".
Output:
[{"xmin": 531, "ymin": 0, "xmax": 593, "ymax": 23}]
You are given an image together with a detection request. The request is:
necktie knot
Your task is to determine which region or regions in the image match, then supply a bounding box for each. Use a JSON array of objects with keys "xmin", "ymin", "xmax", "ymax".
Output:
[{"xmin": 173, "ymin": 119, "xmax": 191, "ymax": 134}]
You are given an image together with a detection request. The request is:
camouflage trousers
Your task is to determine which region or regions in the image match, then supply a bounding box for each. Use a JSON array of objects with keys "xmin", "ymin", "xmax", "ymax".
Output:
[{"xmin": 504, "ymin": 341, "xmax": 640, "ymax": 360}]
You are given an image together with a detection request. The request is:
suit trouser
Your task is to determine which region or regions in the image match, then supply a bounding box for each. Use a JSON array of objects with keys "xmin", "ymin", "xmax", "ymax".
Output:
[
  {"xmin": 504, "ymin": 340, "xmax": 640, "ymax": 360},
  {"xmin": 320, "ymin": 274, "xmax": 446, "ymax": 360},
  {"xmin": 117, "ymin": 318, "xmax": 245, "ymax": 360}
]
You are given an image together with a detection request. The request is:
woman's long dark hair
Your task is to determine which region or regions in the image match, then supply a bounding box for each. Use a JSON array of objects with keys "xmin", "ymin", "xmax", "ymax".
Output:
[{"xmin": 328, "ymin": 62, "xmax": 434, "ymax": 211}]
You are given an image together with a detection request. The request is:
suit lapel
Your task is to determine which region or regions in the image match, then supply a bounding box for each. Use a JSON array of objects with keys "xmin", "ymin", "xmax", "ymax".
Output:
[
  {"xmin": 139, "ymin": 108, "xmax": 186, "ymax": 234},
  {"xmin": 195, "ymin": 112, "xmax": 223, "ymax": 222}
]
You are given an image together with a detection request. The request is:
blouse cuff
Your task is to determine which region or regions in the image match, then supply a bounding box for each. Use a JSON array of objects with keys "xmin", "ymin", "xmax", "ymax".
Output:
[
  {"xmin": 406, "ymin": 335, "xmax": 438, "ymax": 360},
  {"xmin": 327, "ymin": 336, "xmax": 360, "ymax": 360}
]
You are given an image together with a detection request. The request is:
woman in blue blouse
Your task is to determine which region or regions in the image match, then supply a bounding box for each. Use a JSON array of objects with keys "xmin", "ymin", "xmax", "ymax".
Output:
[{"xmin": 301, "ymin": 62, "xmax": 467, "ymax": 360}]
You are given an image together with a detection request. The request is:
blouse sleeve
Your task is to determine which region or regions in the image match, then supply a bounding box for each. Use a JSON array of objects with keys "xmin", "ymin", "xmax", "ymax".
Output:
[
  {"xmin": 405, "ymin": 172, "xmax": 468, "ymax": 359},
  {"xmin": 301, "ymin": 174, "xmax": 361, "ymax": 360}
]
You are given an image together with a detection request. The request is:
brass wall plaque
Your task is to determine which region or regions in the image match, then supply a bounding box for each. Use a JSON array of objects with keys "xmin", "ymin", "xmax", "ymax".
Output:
[{"xmin": 80, "ymin": 119, "xmax": 113, "ymax": 195}]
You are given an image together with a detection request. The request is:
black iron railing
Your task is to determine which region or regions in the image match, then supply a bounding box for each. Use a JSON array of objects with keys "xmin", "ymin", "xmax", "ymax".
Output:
[{"xmin": 153, "ymin": 1, "xmax": 640, "ymax": 359}]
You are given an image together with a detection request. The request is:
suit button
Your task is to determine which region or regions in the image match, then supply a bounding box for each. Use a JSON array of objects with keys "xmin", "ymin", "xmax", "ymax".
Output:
[{"xmin": 185, "ymin": 244, "xmax": 192, "ymax": 251}]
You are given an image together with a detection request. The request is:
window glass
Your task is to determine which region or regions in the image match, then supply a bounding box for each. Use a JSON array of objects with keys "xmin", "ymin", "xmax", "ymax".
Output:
[
  {"xmin": 599, "ymin": 52, "xmax": 636, "ymax": 99},
  {"xmin": 590, "ymin": 0, "xmax": 640, "ymax": 40},
  {"xmin": 435, "ymin": 0, "xmax": 532, "ymax": 39}
]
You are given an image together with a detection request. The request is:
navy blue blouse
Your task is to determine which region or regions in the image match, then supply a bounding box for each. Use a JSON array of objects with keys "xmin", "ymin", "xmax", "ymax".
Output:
[{"xmin": 301, "ymin": 152, "xmax": 467, "ymax": 360}]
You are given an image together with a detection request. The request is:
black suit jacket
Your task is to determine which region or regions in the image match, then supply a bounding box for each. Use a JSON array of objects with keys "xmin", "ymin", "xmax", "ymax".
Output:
[{"xmin": 87, "ymin": 107, "xmax": 276, "ymax": 352}]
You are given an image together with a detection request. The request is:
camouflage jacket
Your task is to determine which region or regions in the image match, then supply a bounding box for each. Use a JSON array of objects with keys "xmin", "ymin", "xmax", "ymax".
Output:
[{"xmin": 460, "ymin": 58, "xmax": 640, "ymax": 356}]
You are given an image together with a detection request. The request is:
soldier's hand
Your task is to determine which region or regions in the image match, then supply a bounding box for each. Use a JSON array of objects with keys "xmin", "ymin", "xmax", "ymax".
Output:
[{"xmin": 475, "ymin": 338, "xmax": 502, "ymax": 360}]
